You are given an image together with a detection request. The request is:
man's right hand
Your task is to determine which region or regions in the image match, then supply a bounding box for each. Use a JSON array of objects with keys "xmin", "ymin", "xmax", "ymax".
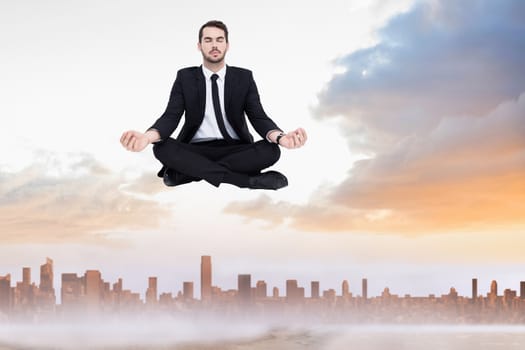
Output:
[{"xmin": 120, "ymin": 130, "xmax": 159, "ymax": 152}]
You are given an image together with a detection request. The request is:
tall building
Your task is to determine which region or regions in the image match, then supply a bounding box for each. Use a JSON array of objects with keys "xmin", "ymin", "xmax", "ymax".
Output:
[
  {"xmin": 342, "ymin": 280, "xmax": 350, "ymax": 297},
  {"xmin": 362, "ymin": 278, "xmax": 368, "ymax": 300},
  {"xmin": 490, "ymin": 280, "xmax": 498, "ymax": 297},
  {"xmin": 272, "ymin": 287, "xmax": 279, "ymax": 298},
  {"xmin": 0, "ymin": 274, "xmax": 11, "ymax": 314},
  {"xmin": 472, "ymin": 278, "xmax": 478, "ymax": 300},
  {"xmin": 238, "ymin": 274, "xmax": 252, "ymax": 304},
  {"xmin": 38, "ymin": 258, "xmax": 56, "ymax": 308},
  {"xmin": 146, "ymin": 277, "xmax": 158, "ymax": 305},
  {"xmin": 183, "ymin": 282, "xmax": 194, "ymax": 300},
  {"xmin": 61, "ymin": 273, "xmax": 83, "ymax": 310},
  {"xmin": 18, "ymin": 267, "xmax": 34, "ymax": 308},
  {"xmin": 255, "ymin": 280, "xmax": 267, "ymax": 299},
  {"xmin": 22, "ymin": 267, "xmax": 31, "ymax": 286},
  {"xmin": 84, "ymin": 270, "xmax": 102, "ymax": 311},
  {"xmin": 521, "ymin": 281, "xmax": 525, "ymax": 299},
  {"xmin": 39, "ymin": 258, "xmax": 54, "ymax": 294},
  {"xmin": 286, "ymin": 280, "xmax": 303, "ymax": 302},
  {"xmin": 201, "ymin": 256, "xmax": 212, "ymax": 302},
  {"xmin": 311, "ymin": 281, "xmax": 320, "ymax": 299}
]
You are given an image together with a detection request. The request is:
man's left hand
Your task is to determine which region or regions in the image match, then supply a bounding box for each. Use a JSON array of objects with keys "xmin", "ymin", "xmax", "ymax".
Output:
[{"xmin": 278, "ymin": 128, "xmax": 308, "ymax": 149}]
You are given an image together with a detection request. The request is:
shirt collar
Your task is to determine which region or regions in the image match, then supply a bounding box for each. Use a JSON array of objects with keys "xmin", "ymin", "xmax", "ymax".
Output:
[{"xmin": 202, "ymin": 65, "xmax": 227, "ymax": 81}]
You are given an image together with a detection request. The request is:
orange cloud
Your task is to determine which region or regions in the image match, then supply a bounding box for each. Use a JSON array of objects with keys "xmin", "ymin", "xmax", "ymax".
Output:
[
  {"xmin": 0, "ymin": 154, "xmax": 172, "ymax": 244},
  {"xmin": 226, "ymin": 94, "xmax": 525, "ymax": 235}
]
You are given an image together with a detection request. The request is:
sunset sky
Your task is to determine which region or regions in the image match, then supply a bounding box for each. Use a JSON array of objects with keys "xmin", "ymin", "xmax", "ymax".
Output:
[{"xmin": 1, "ymin": 0, "xmax": 524, "ymax": 300}]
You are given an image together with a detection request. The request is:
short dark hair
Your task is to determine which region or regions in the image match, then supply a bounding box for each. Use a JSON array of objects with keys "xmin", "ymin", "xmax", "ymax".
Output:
[{"xmin": 199, "ymin": 20, "xmax": 229, "ymax": 43}]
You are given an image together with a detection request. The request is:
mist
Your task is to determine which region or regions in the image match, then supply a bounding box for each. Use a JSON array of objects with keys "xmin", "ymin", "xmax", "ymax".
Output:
[{"xmin": 1, "ymin": 319, "xmax": 525, "ymax": 350}]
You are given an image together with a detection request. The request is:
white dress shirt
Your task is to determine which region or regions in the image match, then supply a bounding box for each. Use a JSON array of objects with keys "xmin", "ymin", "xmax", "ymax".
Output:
[{"xmin": 191, "ymin": 65, "xmax": 240, "ymax": 143}]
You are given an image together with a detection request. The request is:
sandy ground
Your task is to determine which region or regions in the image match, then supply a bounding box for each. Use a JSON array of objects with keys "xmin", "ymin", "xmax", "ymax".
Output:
[{"xmin": 2, "ymin": 325, "xmax": 525, "ymax": 350}]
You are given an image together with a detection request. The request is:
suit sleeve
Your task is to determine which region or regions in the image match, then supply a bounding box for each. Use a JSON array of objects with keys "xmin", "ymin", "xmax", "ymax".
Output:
[
  {"xmin": 148, "ymin": 71, "xmax": 185, "ymax": 141},
  {"xmin": 244, "ymin": 72, "xmax": 282, "ymax": 139}
]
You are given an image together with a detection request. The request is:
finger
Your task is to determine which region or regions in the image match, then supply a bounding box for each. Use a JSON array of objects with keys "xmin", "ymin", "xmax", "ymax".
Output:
[
  {"xmin": 120, "ymin": 131, "xmax": 129, "ymax": 146},
  {"xmin": 123, "ymin": 132, "xmax": 133, "ymax": 147},
  {"xmin": 294, "ymin": 134, "xmax": 300, "ymax": 148},
  {"xmin": 296, "ymin": 128, "xmax": 307, "ymax": 140},
  {"xmin": 296, "ymin": 128, "xmax": 307, "ymax": 146},
  {"xmin": 124, "ymin": 135, "xmax": 133, "ymax": 150},
  {"xmin": 295, "ymin": 132, "xmax": 304, "ymax": 147},
  {"xmin": 299, "ymin": 128, "xmax": 307, "ymax": 141},
  {"xmin": 130, "ymin": 138, "xmax": 137, "ymax": 152}
]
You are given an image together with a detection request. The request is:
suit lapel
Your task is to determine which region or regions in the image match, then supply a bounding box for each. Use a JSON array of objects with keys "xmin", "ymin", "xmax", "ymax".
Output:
[
  {"xmin": 224, "ymin": 65, "xmax": 235, "ymax": 114},
  {"xmin": 196, "ymin": 66, "xmax": 206, "ymax": 121}
]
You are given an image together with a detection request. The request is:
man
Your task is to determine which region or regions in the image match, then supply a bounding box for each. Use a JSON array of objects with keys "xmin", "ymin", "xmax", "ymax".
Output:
[{"xmin": 120, "ymin": 20, "xmax": 307, "ymax": 190}]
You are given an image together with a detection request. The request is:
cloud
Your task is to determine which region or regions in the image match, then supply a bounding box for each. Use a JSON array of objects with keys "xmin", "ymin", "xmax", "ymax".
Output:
[
  {"xmin": 0, "ymin": 152, "xmax": 172, "ymax": 244},
  {"xmin": 225, "ymin": 0, "xmax": 525, "ymax": 235}
]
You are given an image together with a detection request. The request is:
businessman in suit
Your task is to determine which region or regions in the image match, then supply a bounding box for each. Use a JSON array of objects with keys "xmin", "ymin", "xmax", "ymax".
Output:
[{"xmin": 120, "ymin": 20, "xmax": 307, "ymax": 190}]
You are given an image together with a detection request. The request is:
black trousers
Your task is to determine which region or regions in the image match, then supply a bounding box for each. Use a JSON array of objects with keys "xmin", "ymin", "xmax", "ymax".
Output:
[{"xmin": 153, "ymin": 139, "xmax": 281, "ymax": 187}]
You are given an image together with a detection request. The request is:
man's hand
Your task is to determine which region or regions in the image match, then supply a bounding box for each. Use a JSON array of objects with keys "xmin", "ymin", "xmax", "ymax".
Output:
[
  {"xmin": 120, "ymin": 130, "xmax": 159, "ymax": 152},
  {"xmin": 276, "ymin": 128, "xmax": 307, "ymax": 149}
]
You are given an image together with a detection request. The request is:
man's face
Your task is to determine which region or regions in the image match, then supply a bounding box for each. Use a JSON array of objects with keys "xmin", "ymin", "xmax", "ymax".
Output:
[{"xmin": 198, "ymin": 26, "xmax": 229, "ymax": 64}]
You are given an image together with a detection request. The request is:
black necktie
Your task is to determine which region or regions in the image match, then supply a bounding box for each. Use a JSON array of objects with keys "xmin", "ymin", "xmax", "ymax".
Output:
[{"xmin": 211, "ymin": 74, "xmax": 232, "ymax": 140}]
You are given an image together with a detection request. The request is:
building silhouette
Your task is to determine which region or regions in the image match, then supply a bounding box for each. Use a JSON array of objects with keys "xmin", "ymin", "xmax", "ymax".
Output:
[
  {"xmin": 0, "ymin": 274, "xmax": 11, "ymax": 316},
  {"xmin": 255, "ymin": 280, "xmax": 267, "ymax": 299},
  {"xmin": 201, "ymin": 256, "xmax": 212, "ymax": 302},
  {"xmin": 146, "ymin": 277, "xmax": 158, "ymax": 305},
  {"xmin": 311, "ymin": 281, "xmax": 320, "ymax": 299},
  {"xmin": 183, "ymin": 282, "xmax": 194, "ymax": 300},
  {"xmin": 37, "ymin": 258, "xmax": 55, "ymax": 310},
  {"xmin": 238, "ymin": 274, "xmax": 252, "ymax": 304}
]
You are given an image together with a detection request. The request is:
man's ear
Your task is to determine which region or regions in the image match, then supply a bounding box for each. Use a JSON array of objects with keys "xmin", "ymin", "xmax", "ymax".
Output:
[{"xmin": 197, "ymin": 42, "xmax": 202, "ymax": 51}]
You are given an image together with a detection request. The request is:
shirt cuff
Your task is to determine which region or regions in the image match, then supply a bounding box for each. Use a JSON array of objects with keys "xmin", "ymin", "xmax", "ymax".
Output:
[
  {"xmin": 266, "ymin": 129, "xmax": 282, "ymax": 143},
  {"xmin": 146, "ymin": 128, "xmax": 162, "ymax": 143}
]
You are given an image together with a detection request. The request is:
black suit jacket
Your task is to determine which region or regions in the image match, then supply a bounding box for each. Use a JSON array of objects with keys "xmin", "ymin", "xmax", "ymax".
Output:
[{"xmin": 149, "ymin": 65, "xmax": 281, "ymax": 144}]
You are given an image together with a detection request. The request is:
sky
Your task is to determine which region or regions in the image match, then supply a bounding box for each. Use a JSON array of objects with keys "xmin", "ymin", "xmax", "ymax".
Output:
[{"xmin": 1, "ymin": 0, "xmax": 524, "ymax": 300}]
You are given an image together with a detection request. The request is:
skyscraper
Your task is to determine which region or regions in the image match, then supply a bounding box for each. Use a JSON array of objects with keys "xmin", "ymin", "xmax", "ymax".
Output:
[
  {"xmin": 22, "ymin": 267, "xmax": 31, "ymax": 286},
  {"xmin": 19, "ymin": 267, "xmax": 33, "ymax": 307},
  {"xmin": 146, "ymin": 277, "xmax": 158, "ymax": 305},
  {"xmin": 472, "ymin": 278, "xmax": 478, "ymax": 301},
  {"xmin": 61, "ymin": 273, "xmax": 82, "ymax": 310},
  {"xmin": 311, "ymin": 281, "xmax": 320, "ymax": 299},
  {"xmin": 255, "ymin": 280, "xmax": 267, "ymax": 299},
  {"xmin": 85, "ymin": 270, "xmax": 102, "ymax": 310},
  {"xmin": 286, "ymin": 279, "xmax": 303, "ymax": 302},
  {"xmin": 362, "ymin": 278, "xmax": 368, "ymax": 300},
  {"xmin": 238, "ymin": 274, "xmax": 252, "ymax": 304},
  {"xmin": 183, "ymin": 282, "xmax": 194, "ymax": 300},
  {"xmin": 201, "ymin": 256, "xmax": 212, "ymax": 302},
  {"xmin": 490, "ymin": 280, "xmax": 498, "ymax": 297},
  {"xmin": 0, "ymin": 274, "xmax": 11, "ymax": 314},
  {"xmin": 342, "ymin": 280, "xmax": 350, "ymax": 297},
  {"xmin": 38, "ymin": 258, "xmax": 56, "ymax": 307},
  {"xmin": 39, "ymin": 258, "xmax": 54, "ymax": 294},
  {"xmin": 520, "ymin": 281, "xmax": 525, "ymax": 299}
]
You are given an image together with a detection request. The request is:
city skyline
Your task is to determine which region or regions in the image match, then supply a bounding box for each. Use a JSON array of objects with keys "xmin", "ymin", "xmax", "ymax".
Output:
[
  {"xmin": 3, "ymin": 256, "xmax": 525, "ymax": 327},
  {"xmin": 2, "ymin": 256, "xmax": 525, "ymax": 307}
]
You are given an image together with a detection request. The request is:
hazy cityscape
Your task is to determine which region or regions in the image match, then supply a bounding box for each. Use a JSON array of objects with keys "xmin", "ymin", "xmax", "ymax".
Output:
[{"xmin": 1, "ymin": 257, "xmax": 525, "ymax": 324}]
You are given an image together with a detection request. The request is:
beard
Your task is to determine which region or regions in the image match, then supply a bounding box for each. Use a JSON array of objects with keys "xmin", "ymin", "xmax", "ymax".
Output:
[{"xmin": 201, "ymin": 50, "xmax": 226, "ymax": 64}]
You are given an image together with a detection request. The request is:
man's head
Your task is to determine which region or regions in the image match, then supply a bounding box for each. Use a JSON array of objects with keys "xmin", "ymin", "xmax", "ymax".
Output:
[{"xmin": 198, "ymin": 20, "xmax": 229, "ymax": 66}]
